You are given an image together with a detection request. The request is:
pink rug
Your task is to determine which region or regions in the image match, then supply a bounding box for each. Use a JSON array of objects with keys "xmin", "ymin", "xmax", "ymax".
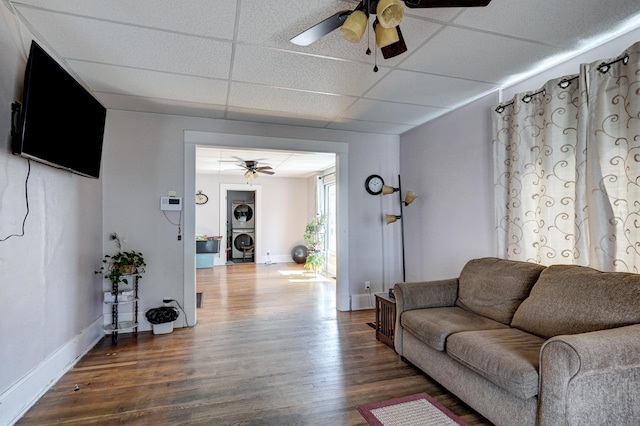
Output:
[{"xmin": 357, "ymin": 392, "xmax": 470, "ymax": 426}]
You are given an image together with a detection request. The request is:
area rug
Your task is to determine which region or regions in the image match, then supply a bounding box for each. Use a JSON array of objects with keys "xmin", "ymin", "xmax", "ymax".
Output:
[{"xmin": 357, "ymin": 393, "xmax": 470, "ymax": 426}]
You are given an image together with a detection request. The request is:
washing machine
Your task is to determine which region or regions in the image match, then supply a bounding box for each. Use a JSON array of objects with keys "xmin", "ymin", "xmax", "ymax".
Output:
[
  {"xmin": 231, "ymin": 201, "xmax": 255, "ymax": 229},
  {"xmin": 232, "ymin": 229, "xmax": 255, "ymax": 259}
]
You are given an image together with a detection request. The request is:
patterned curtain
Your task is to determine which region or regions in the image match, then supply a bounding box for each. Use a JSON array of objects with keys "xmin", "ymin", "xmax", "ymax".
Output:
[{"xmin": 494, "ymin": 41, "xmax": 640, "ymax": 272}]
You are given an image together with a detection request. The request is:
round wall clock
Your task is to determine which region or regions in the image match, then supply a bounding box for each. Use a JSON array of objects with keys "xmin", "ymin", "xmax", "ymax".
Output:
[
  {"xmin": 365, "ymin": 174, "xmax": 384, "ymax": 195},
  {"xmin": 196, "ymin": 190, "xmax": 209, "ymax": 205}
]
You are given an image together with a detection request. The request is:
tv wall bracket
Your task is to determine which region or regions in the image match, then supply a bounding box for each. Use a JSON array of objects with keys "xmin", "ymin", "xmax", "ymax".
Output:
[{"xmin": 11, "ymin": 102, "xmax": 22, "ymax": 138}]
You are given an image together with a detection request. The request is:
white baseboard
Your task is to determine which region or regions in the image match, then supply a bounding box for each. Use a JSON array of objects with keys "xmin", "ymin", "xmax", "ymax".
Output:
[{"xmin": 1, "ymin": 317, "xmax": 104, "ymax": 426}]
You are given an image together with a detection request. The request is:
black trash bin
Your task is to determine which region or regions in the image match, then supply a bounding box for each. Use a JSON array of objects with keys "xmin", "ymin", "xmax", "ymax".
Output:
[{"xmin": 146, "ymin": 306, "xmax": 179, "ymax": 334}]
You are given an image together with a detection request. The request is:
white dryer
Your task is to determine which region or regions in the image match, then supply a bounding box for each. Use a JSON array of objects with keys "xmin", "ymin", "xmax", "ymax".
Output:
[
  {"xmin": 232, "ymin": 229, "xmax": 255, "ymax": 259},
  {"xmin": 231, "ymin": 201, "xmax": 255, "ymax": 229}
]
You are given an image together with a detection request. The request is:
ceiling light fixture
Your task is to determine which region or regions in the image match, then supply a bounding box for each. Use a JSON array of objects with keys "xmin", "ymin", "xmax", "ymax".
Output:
[
  {"xmin": 291, "ymin": 0, "xmax": 492, "ymax": 70},
  {"xmin": 340, "ymin": 8, "xmax": 368, "ymax": 43}
]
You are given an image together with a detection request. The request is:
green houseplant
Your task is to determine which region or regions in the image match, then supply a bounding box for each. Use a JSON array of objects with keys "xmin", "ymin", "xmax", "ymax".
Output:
[
  {"xmin": 95, "ymin": 233, "xmax": 146, "ymax": 286},
  {"xmin": 303, "ymin": 215, "xmax": 326, "ymax": 273}
]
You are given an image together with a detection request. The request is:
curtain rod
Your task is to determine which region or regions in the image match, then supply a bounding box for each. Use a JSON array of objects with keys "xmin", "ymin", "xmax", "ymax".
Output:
[
  {"xmin": 495, "ymin": 74, "xmax": 581, "ymax": 113},
  {"xmin": 495, "ymin": 51, "xmax": 630, "ymax": 114},
  {"xmin": 318, "ymin": 171, "xmax": 336, "ymax": 179},
  {"xmin": 598, "ymin": 53, "xmax": 629, "ymax": 73}
]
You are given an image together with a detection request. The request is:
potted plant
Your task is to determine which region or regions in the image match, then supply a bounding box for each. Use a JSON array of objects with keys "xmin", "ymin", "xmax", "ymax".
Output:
[
  {"xmin": 303, "ymin": 215, "xmax": 326, "ymax": 273},
  {"xmin": 95, "ymin": 233, "xmax": 146, "ymax": 286}
]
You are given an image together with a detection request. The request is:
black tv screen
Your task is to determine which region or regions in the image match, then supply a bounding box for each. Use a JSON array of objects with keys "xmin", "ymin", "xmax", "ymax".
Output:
[{"xmin": 12, "ymin": 41, "xmax": 106, "ymax": 179}]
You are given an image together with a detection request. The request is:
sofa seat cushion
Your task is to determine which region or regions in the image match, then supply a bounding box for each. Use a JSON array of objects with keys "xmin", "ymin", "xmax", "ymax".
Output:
[
  {"xmin": 511, "ymin": 265, "xmax": 640, "ymax": 339},
  {"xmin": 456, "ymin": 257, "xmax": 546, "ymax": 325},
  {"xmin": 401, "ymin": 307, "xmax": 509, "ymax": 351},
  {"xmin": 446, "ymin": 328, "xmax": 546, "ymax": 399}
]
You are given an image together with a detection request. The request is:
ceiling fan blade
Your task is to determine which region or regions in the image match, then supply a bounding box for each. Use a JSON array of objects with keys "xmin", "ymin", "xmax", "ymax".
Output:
[
  {"xmin": 256, "ymin": 166, "xmax": 273, "ymax": 171},
  {"xmin": 290, "ymin": 10, "xmax": 352, "ymax": 46},
  {"xmin": 403, "ymin": 0, "xmax": 491, "ymax": 8},
  {"xmin": 380, "ymin": 26, "xmax": 407, "ymax": 59},
  {"xmin": 258, "ymin": 170, "xmax": 275, "ymax": 175}
]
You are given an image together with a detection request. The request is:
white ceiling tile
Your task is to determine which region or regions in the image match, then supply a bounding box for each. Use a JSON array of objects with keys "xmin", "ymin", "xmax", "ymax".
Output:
[
  {"xmin": 366, "ymin": 70, "xmax": 496, "ymax": 108},
  {"xmin": 340, "ymin": 98, "xmax": 449, "ymax": 125},
  {"xmin": 454, "ymin": 0, "xmax": 640, "ymax": 49},
  {"xmin": 232, "ymin": 45, "xmax": 389, "ymax": 96},
  {"xmin": 15, "ymin": 6, "xmax": 232, "ymax": 79},
  {"xmin": 68, "ymin": 60, "xmax": 229, "ymax": 105},
  {"xmin": 401, "ymin": 26, "xmax": 563, "ymax": 83},
  {"xmin": 97, "ymin": 93, "xmax": 227, "ymax": 119},
  {"xmin": 15, "ymin": 0, "xmax": 239, "ymax": 39},
  {"xmin": 229, "ymin": 82, "xmax": 356, "ymax": 118},
  {"xmin": 226, "ymin": 107, "xmax": 334, "ymax": 129},
  {"xmin": 327, "ymin": 119, "xmax": 414, "ymax": 135}
]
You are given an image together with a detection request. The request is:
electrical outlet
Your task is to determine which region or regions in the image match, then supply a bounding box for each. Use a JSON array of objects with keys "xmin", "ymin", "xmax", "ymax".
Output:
[{"xmin": 365, "ymin": 281, "xmax": 371, "ymax": 290}]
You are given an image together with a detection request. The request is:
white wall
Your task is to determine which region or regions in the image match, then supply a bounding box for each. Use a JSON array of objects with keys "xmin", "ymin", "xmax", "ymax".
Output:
[
  {"xmin": 196, "ymin": 173, "xmax": 308, "ymax": 263},
  {"xmin": 104, "ymin": 110, "xmax": 401, "ymax": 317},
  {"xmin": 0, "ymin": 6, "xmax": 104, "ymax": 424},
  {"xmin": 400, "ymin": 93, "xmax": 499, "ymax": 281}
]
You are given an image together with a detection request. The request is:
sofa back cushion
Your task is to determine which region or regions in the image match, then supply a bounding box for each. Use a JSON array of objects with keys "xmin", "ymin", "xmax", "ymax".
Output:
[
  {"xmin": 511, "ymin": 265, "xmax": 640, "ymax": 339},
  {"xmin": 455, "ymin": 257, "xmax": 546, "ymax": 325}
]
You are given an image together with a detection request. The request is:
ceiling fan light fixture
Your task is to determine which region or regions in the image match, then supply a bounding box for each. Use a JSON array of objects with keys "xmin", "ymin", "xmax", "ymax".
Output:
[
  {"xmin": 377, "ymin": 0, "xmax": 404, "ymax": 29},
  {"xmin": 340, "ymin": 9, "xmax": 368, "ymax": 43},
  {"xmin": 380, "ymin": 25, "xmax": 407, "ymax": 59},
  {"xmin": 374, "ymin": 20, "xmax": 400, "ymax": 48}
]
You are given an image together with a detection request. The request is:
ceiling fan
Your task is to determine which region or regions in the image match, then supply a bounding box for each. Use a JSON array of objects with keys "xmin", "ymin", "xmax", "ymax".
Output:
[
  {"xmin": 230, "ymin": 157, "xmax": 275, "ymax": 179},
  {"xmin": 290, "ymin": 0, "xmax": 492, "ymax": 66}
]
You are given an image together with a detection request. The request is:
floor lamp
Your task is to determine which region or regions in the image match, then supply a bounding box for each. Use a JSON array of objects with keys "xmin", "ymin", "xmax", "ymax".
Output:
[{"xmin": 383, "ymin": 174, "xmax": 417, "ymax": 282}]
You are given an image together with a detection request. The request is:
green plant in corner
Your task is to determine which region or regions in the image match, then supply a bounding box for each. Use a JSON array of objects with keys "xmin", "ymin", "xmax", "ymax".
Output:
[
  {"xmin": 303, "ymin": 215, "xmax": 326, "ymax": 274},
  {"xmin": 95, "ymin": 233, "xmax": 146, "ymax": 286}
]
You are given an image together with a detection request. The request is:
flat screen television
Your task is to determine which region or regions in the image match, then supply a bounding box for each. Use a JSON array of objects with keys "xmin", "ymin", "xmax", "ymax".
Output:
[{"xmin": 12, "ymin": 41, "xmax": 106, "ymax": 179}]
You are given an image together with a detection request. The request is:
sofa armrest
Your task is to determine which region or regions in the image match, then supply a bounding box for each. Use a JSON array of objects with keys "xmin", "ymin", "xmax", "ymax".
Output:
[
  {"xmin": 538, "ymin": 323, "xmax": 640, "ymax": 425},
  {"xmin": 393, "ymin": 279, "xmax": 459, "ymax": 356}
]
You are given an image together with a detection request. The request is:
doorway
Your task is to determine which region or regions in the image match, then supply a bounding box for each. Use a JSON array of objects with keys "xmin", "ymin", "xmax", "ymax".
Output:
[
  {"xmin": 228, "ymin": 190, "xmax": 256, "ymax": 264},
  {"xmin": 184, "ymin": 131, "xmax": 351, "ymax": 324}
]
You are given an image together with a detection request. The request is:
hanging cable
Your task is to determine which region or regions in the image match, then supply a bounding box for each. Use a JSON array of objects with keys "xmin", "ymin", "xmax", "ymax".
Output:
[{"xmin": 0, "ymin": 160, "xmax": 30, "ymax": 242}]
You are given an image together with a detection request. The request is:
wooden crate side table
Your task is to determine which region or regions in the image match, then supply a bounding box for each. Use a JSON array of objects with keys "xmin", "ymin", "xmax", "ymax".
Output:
[{"xmin": 375, "ymin": 293, "xmax": 396, "ymax": 348}]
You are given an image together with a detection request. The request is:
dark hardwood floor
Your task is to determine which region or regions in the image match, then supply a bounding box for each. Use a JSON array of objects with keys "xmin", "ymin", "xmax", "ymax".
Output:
[{"xmin": 16, "ymin": 263, "xmax": 492, "ymax": 425}]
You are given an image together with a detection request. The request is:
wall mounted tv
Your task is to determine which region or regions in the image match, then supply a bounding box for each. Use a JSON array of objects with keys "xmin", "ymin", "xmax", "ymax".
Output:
[{"xmin": 12, "ymin": 41, "xmax": 106, "ymax": 179}]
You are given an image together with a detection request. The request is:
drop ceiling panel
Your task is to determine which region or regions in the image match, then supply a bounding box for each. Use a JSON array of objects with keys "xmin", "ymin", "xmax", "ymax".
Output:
[
  {"xmin": 366, "ymin": 70, "xmax": 496, "ymax": 108},
  {"xmin": 402, "ymin": 26, "xmax": 564, "ymax": 83},
  {"xmin": 15, "ymin": 5, "xmax": 233, "ymax": 79},
  {"xmin": 68, "ymin": 60, "xmax": 229, "ymax": 105},
  {"xmin": 225, "ymin": 107, "xmax": 334, "ymax": 129},
  {"xmin": 229, "ymin": 82, "xmax": 356, "ymax": 119},
  {"xmin": 340, "ymin": 98, "xmax": 448, "ymax": 125},
  {"xmin": 14, "ymin": 0, "xmax": 239, "ymax": 39},
  {"xmin": 7, "ymin": 0, "xmax": 640, "ymax": 136},
  {"xmin": 327, "ymin": 119, "xmax": 414, "ymax": 135},
  {"xmin": 454, "ymin": 0, "xmax": 640, "ymax": 48},
  {"xmin": 232, "ymin": 44, "xmax": 390, "ymax": 96},
  {"xmin": 98, "ymin": 93, "xmax": 228, "ymax": 119}
]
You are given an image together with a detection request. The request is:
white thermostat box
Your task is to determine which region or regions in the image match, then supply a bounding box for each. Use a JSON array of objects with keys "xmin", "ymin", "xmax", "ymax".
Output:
[{"xmin": 160, "ymin": 196, "xmax": 182, "ymax": 211}]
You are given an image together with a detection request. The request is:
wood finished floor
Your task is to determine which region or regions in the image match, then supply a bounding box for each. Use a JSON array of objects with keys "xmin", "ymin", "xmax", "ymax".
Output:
[{"xmin": 16, "ymin": 263, "xmax": 493, "ymax": 425}]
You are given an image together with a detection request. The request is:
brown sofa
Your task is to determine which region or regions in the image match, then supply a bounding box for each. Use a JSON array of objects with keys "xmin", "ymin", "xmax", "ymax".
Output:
[{"xmin": 393, "ymin": 257, "xmax": 640, "ymax": 426}]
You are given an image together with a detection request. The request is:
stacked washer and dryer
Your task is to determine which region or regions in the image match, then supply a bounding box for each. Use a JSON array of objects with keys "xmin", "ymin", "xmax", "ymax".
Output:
[{"xmin": 231, "ymin": 200, "xmax": 255, "ymax": 260}]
